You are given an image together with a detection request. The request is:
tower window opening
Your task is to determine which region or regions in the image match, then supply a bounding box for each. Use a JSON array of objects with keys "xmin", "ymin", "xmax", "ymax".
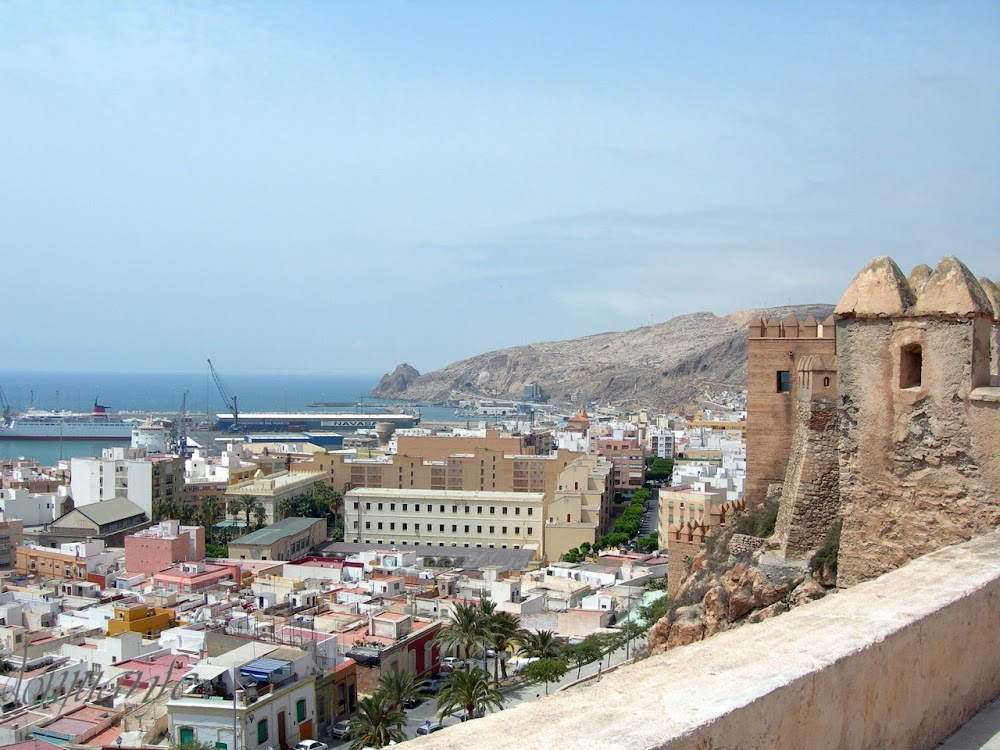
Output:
[{"xmin": 900, "ymin": 344, "xmax": 922, "ymax": 389}]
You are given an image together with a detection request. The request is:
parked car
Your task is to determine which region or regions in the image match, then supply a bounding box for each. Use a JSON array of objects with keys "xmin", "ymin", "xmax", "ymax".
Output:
[
  {"xmin": 296, "ymin": 741, "xmax": 329, "ymax": 750},
  {"xmin": 402, "ymin": 694, "xmax": 424, "ymax": 709},
  {"xmin": 330, "ymin": 720, "xmax": 351, "ymax": 740},
  {"xmin": 416, "ymin": 721, "xmax": 443, "ymax": 736},
  {"xmin": 441, "ymin": 657, "xmax": 465, "ymax": 671},
  {"xmin": 484, "ymin": 647, "xmax": 497, "ymax": 658},
  {"xmin": 422, "ymin": 676, "xmax": 446, "ymax": 694}
]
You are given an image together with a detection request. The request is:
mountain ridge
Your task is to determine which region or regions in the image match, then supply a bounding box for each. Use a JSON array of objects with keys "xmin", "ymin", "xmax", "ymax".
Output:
[{"xmin": 372, "ymin": 305, "xmax": 835, "ymax": 410}]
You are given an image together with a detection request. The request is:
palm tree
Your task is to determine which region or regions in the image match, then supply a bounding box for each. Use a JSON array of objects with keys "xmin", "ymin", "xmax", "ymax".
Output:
[
  {"xmin": 237, "ymin": 494, "xmax": 258, "ymax": 528},
  {"xmin": 278, "ymin": 498, "xmax": 293, "ymax": 521},
  {"xmin": 377, "ymin": 669, "xmax": 426, "ymax": 711},
  {"xmin": 177, "ymin": 502, "xmax": 194, "ymax": 525},
  {"xmin": 486, "ymin": 611, "xmax": 521, "ymax": 680},
  {"xmin": 252, "ymin": 502, "xmax": 268, "ymax": 529},
  {"xmin": 345, "ymin": 692, "xmax": 406, "ymax": 750},
  {"xmin": 160, "ymin": 498, "xmax": 179, "ymax": 522},
  {"xmin": 516, "ymin": 629, "xmax": 561, "ymax": 659},
  {"xmin": 200, "ymin": 496, "xmax": 220, "ymax": 542},
  {"xmin": 435, "ymin": 667, "xmax": 505, "ymax": 722},
  {"xmin": 435, "ymin": 601, "xmax": 488, "ymax": 667},
  {"xmin": 151, "ymin": 498, "xmax": 164, "ymax": 523}
]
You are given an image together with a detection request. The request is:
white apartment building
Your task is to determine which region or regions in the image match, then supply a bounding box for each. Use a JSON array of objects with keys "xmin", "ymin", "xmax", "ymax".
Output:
[
  {"xmin": 71, "ymin": 448, "xmax": 183, "ymax": 519},
  {"xmin": 0, "ymin": 488, "xmax": 65, "ymax": 526},
  {"xmin": 345, "ymin": 488, "xmax": 544, "ymax": 555},
  {"xmin": 168, "ymin": 643, "xmax": 316, "ymax": 750}
]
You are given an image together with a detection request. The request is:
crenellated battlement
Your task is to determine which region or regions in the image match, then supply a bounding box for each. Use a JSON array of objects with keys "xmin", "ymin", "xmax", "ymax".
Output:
[{"xmin": 748, "ymin": 314, "xmax": 836, "ymax": 339}]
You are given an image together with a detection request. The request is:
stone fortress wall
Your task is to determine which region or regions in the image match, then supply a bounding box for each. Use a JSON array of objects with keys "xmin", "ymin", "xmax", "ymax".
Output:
[
  {"xmin": 834, "ymin": 257, "xmax": 1000, "ymax": 586},
  {"xmin": 745, "ymin": 314, "xmax": 836, "ymax": 504},
  {"xmin": 771, "ymin": 353, "xmax": 841, "ymax": 557},
  {"xmin": 761, "ymin": 256, "xmax": 1000, "ymax": 587}
]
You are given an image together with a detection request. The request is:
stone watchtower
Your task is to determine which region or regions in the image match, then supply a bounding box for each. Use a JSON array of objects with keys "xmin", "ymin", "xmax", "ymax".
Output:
[
  {"xmin": 770, "ymin": 354, "xmax": 840, "ymax": 557},
  {"xmin": 746, "ymin": 314, "xmax": 836, "ymax": 503},
  {"xmin": 834, "ymin": 256, "xmax": 1000, "ymax": 587}
]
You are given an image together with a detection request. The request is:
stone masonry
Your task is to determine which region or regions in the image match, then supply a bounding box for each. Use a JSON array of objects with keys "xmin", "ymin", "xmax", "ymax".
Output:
[
  {"xmin": 834, "ymin": 256, "xmax": 1000, "ymax": 587},
  {"xmin": 771, "ymin": 354, "xmax": 841, "ymax": 557}
]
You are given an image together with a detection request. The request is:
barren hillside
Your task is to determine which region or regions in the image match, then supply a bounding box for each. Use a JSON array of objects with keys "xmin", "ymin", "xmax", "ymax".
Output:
[{"xmin": 372, "ymin": 305, "xmax": 835, "ymax": 411}]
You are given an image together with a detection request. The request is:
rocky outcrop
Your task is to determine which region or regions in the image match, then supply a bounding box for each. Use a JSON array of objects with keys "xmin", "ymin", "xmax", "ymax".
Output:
[
  {"xmin": 371, "ymin": 363, "xmax": 420, "ymax": 398},
  {"xmin": 648, "ymin": 524, "xmax": 834, "ymax": 656},
  {"xmin": 371, "ymin": 304, "xmax": 834, "ymax": 410}
]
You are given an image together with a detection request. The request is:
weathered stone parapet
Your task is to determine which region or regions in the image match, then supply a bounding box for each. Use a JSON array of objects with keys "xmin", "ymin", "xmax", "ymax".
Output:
[
  {"xmin": 411, "ymin": 531, "xmax": 1000, "ymax": 750},
  {"xmin": 772, "ymin": 354, "xmax": 841, "ymax": 558}
]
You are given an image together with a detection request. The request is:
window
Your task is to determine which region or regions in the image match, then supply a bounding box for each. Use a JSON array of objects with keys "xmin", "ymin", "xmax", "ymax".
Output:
[
  {"xmin": 477, "ymin": 506, "xmax": 482, "ymax": 514},
  {"xmin": 257, "ymin": 719, "xmax": 268, "ymax": 744},
  {"xmin": 777, "ymin": 370, "xmax": 791, "ymax": 393},
  {"xmin": 527, "ymin": 527, "xmax": 534, "ymax": 535},
  {"xmin": 402, "ymin": 523, "xmax": 408, "ymax": 530},
  {"xmin": 390, "ymin": 503, "xmax": 395, "ymax": 511},
  {"xmin": 515, "ymin": 507, "xmax": 521, "ymax": 515},
  {"xmin": 514, "ymin": 527, "xmax": 520, "ymax": 534},
  {"xmin": 900, "ymin": 344, "xmax": 922, "ymax": 389},
  {"xmin": 464, "ymin": 525, "xmax": 470, "ymax": 533},
  {"xmin": 527, "ymin": 508, "xmax": 534, "ymax": 516},
  {"xmin": 490, "ymin": 506, "xmax": 495, "ymax": 515},
  {"xmin": 179, "ymin": 728, "xmax": 195, "ymax": 746},
  {"xmin": 403, "ymin": 504, "xmax": 408, "ymax": 511},
  {"xmin": 502, "ymin": 526, "xmax": 507, "ymax": 534},
  {"xmin": 477, "ymin": 525, "xmax": 482, "ymax": 533},
  {"xmin": 452, "ymin": 525, "xmax": 457, "ymax": 532},
  {"xmin": 365, "ymin": 502, "xmax": 371, "ymax": 510},
  {"xmin": 489, "ymin": 526, "xmax": 495, "ymax": 534},
  {"xmin": 377, "ymin": 503, "xmax": 383, "ymax": 510},
  {"xmin": 296, "ymin": 698, "xmax": 307, "ymax": 723},
  {"xmin": 415, "ymin": 504, "xmax": 421, "ymax": 512},
  {"xmin": 377, "ymin": 522, "xmax": 383, "ymax": 530},
  {"xmin": 502, "ymin": 507, "xmax": 508, "ymax": 515}
]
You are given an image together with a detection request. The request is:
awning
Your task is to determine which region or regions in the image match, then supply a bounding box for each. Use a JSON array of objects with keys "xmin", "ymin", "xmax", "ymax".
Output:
[
  {"xmin": 239, "ymin": 657, "xmax": 292, "ymax": 683},
  {"xmin": 186, "ymin": 662, "xmax": 228, "ymax": 682}
]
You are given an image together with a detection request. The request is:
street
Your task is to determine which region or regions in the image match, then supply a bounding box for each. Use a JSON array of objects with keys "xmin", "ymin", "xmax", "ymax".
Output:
[{"xmin": 320, "ymin": 641, "xmax": 637, "ymax": 746}]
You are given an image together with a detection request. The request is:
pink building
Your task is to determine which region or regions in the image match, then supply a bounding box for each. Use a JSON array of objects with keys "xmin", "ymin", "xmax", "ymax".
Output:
[
  {"xmin": 594, "ymin": 435, "xmax": 647, "ymax": 496},
  {"xmin": 151, "ymin": 560, "xmax": 240, "ymax": 593},
  {"xmin": 124, "ymin": 520, "xmax": 205, "ymax": 577}
]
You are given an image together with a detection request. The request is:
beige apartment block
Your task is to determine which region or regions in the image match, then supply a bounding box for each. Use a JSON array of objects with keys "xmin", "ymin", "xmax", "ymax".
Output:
[
  {"xmin": 294, "ymin": 439, "xmax": 582, "ymax": 507},
  {"xmin": 658, "ymin": 483, "xmax": 729, "ymax": 530},
  {"xmin": 544, "ymin": 455, "xmax": 614, "ymax": 561},
  {"xmin": 226, "ymin": 470, "xmax": 325, "ymax": 525},
  {"xmin": 344, "ymin": 488, "xmax": 545, "ymax": 557}
]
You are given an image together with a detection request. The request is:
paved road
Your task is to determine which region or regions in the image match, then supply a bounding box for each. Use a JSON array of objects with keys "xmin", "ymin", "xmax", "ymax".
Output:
[
  {"xmin": 937, "ymin": 697, "xmax": 1000, "ymax": 749},
  {"xmin": 320, "ymin": 642, "xmax": 637, "ymax": 746}
]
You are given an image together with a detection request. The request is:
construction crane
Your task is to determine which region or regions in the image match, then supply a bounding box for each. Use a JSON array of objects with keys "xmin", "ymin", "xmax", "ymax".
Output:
[
  {"xmin": 172, "ymin": 388, "xmax": 190, "ymax": 457},
  {"xmin": 207, "ymin": 359, "xmax": 239, "ymax": 432},
  {"xmin": 0, "ymin": 385, "xmax": 13, "ymax": 427}
]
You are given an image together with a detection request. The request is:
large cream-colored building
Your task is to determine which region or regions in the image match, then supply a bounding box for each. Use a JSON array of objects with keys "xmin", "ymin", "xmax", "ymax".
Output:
[
  {"xmin": 226, "ymin": 470, "xmax": 325, "ymax": 525},
  {"xmin": 343, "ymin": 453, "xmax": 614, "ymax": 561},
  {"xmin": 345, "ymin": 488, "xmax": 545, "ymax": 556},
  {"xmin": 294, "ymin": 435, "xmax": 579, "ymax": 500}
]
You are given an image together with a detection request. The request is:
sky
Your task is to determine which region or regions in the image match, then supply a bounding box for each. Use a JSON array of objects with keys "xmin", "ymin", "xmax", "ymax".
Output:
[{"xmin": 2, "ymin": 2, "xmax": 999, "ymax": 376}]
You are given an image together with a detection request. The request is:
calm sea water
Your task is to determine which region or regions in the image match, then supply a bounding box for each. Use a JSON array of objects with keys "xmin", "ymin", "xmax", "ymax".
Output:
[{"xmin": 0, "ymin": 371, "xmax": 469, "ymax": 465}]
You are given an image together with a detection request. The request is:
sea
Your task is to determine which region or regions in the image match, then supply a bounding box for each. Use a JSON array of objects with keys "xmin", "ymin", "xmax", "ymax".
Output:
[{"xmin": 0, "ymin": 371, "xmax": 469, "ymax": 466}]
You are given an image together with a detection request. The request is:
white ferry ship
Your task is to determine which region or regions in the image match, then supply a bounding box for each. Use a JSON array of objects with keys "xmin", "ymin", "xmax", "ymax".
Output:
[{"xmin": 0, "ymin": 401, "xmax": 134, "ymax": 440}]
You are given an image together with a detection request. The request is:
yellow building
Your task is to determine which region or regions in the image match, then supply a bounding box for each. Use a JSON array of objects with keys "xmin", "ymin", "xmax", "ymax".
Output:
[{"xmin": 106, "ymin": 601, "xmax": 176, "ymax": 638}]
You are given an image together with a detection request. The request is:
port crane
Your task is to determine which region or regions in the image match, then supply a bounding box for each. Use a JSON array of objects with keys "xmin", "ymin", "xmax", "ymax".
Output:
[
  {"xmin": 207, "ymin": 359, "xmax": 239, "ymax": 432},
  {"xmin": 0, "ymin": 385, "xmax": 13, "ymax": 427},
  {"xmin": 172, "ymin": 388, "xmax": 191, "ymax": 457}
]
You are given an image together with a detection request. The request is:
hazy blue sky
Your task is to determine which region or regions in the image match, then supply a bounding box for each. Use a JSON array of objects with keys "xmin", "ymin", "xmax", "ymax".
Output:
[{"xmin": 2, "ymin": 2, "xmax": 998, "ymax": 376}]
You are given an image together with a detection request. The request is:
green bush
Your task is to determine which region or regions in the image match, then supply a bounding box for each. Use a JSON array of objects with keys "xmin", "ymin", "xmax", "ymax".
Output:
[
  {"xmin": 733, "ymin": 498, "xmax": 779, "ymax": 538},
  {"xmin": 810, "ymin": 521, "xmax": 842, "ymax": 573}
]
